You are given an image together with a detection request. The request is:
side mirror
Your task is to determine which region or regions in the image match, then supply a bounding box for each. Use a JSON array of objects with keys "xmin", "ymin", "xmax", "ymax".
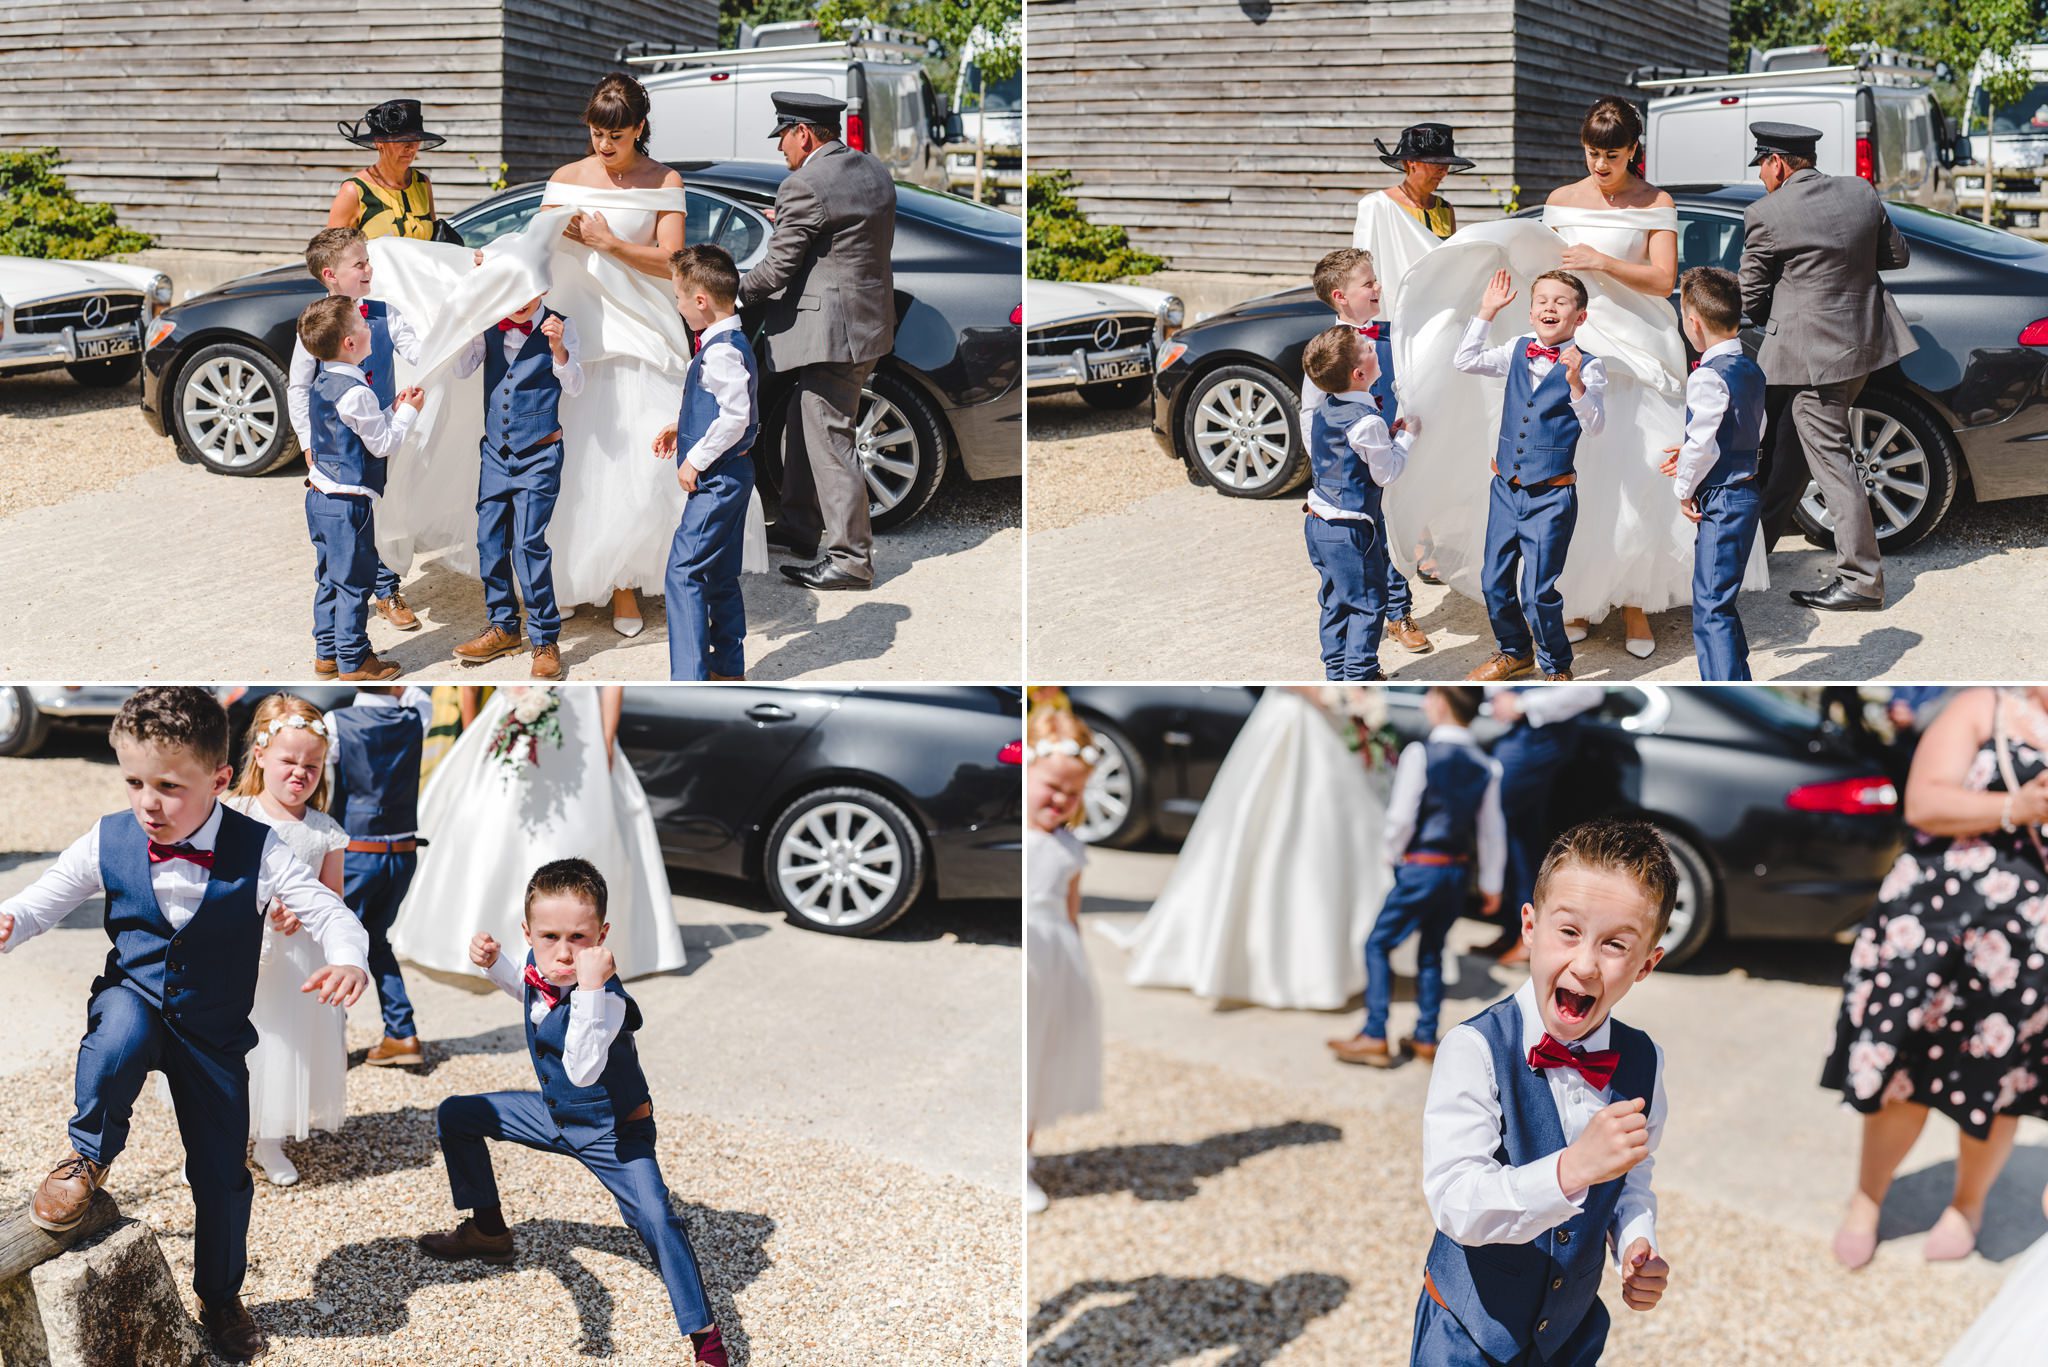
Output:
[
  {"xmin": 1951, "ymin": 133, "xmax": 1975, "ymax": 168},
  {"xmin": 944, "ymin": 112, "xmax": 966, "ymax": 144}
]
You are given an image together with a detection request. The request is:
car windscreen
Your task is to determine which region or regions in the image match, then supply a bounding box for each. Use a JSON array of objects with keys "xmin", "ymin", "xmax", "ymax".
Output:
[
  {"xmin": 1714, "ymin": 686, "xmax": 1823, "ymax": 737},
  {"xmin": 960, "ymin": 62, "xmax": 1021, "ymax": 113},
  {"xmin": 1976, "ymin": 80, "xmax": 2048, "ymax": 137},
  {"xmin": 1891, "ymin": 201, "xmax": 2048, "ymax": 262},
  {"xmin": 897, "ymin": 182, "xmax": 1021, "ymax": 239}
]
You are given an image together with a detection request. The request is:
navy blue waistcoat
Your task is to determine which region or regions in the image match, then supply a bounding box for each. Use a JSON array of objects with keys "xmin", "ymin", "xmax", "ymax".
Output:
[
  {"xmin": 308, "ymin": 365, "xmax": 384, "ymax": 494},
  {"xmin": 1368, "ymin": 323, "xmax": 1398, "ymax": 428},
  {"xmin": 678, "ymin": 328, "xmax": 760, "ymax": 465},
  {"xmin": 522, "ymin": 953, "xmax": 652, "ymax": 1151},
  {"xmin": 362, "ymin": 299, "xmax": 397, "ymax": 407},
  {"xmin": 1495, "ymin": 339, "xmax": 1594, "ymax": 486},
  {"xmin": 95, "ymin": 805, "xmax": 267, "ymax": 1056},
  {"xmin": 1309, "ymin": 394, "xmax": 1386, "ymax": 518},
  {"xmin": 1691, "ymin": 349, "xmax": 1767, "ymax": 492},
  {"xmin": 331, "ymin": 705, "xmax": 422, "ymax": 837},
  {"xmin": 1415, "ymin": 740, "xmax": 1492, "ymax": 860},
  {"xmin": 483, "ymin": 310, "xmax": 564, "ymax": 458},
  {"xmin": 1424, "ymin": 996, "xmax": 1657, "ymax": 1364}
]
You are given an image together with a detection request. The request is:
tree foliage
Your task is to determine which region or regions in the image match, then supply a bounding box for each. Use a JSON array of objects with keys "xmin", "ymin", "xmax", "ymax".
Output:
[
  {"xmin": 719, "ymin": 0, "xmax": 1019, "ymax": 79},
  {"xmin": 1026, "ymin": 171, "xmax": 1168, "ymax": 282},
  {"xmin": 0, "ymin": 148, "xmax": 153, "ymax": 260}
]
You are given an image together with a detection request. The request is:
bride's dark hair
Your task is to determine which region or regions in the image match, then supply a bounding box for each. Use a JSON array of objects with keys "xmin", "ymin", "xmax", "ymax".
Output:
[
  {"xmin": 1580, "ymin": 96, "xmax": 1644, "ymax": 177},
  {"xmin": 585, "ymin": 71, "xmax": 652, "ymax": 156}
]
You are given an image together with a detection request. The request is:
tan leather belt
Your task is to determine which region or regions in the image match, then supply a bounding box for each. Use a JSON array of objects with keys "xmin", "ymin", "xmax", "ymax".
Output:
[
  {"xmin": 346, "ymin": 838, "xmax": 417, "ymax": 854},
  {"xmin": 1425, "ymin": 1269, "xmax": 1449, "ymax": 1309},
  {"xmin": 622, "ymin": 1100, "xmax": 653, "ymax": 1123},
  {"xmin": 1513, "ymin": 472, "xmax": 1577, "ymax": 489},
  {"xmin": 1405, "ymin": 852, "xmax": 1470, "ymax": 866}
]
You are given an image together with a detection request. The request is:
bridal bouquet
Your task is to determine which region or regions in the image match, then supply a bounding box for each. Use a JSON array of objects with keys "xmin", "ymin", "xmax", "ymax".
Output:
[
  {"xmin": 489, "ymin": 687, "xmax": 563, "ymax": 777},
  {"xmin": 1322, "ymin": 685, "xmax": 1400, "ymax": 772}
]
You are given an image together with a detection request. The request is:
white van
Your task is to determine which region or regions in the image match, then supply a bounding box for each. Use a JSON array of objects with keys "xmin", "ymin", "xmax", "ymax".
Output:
[
  {"xmin": 945, "ymin": 23, "xmax": 1022, "ymax": 205},
  {"xmin": 623, "ymin": 20, "xmax": 949, "ymax": 190},
  {"xmin": 1637, "ymin": 45, "xmax": 1956, "ymax": 211},
  {"xmin": 1957, "ymin": 45, "xmax": 2048, "ymax": 233}
]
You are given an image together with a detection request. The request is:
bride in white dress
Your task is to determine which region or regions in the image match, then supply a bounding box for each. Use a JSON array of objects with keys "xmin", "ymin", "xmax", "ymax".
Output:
[
  {"xmin": 1387, "ymin": 99, "xmax": 1764, "ymax": 653},
  {"xmin": 1107, "ymin": 687, "xmax": 1392, "ymax": 1011},
  {"xmin": 366, "ymin": 73, "xmax": 766, "ymax": 633},
  {"xmin": 390, "ymin": 685, "xmax": 686, "ymax": 982}
]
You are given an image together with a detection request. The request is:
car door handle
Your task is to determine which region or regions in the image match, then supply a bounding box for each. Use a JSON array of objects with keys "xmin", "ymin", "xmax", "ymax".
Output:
[{"xmin": 746, "ymin": 703, "xmax": 794, "ymax": 724}]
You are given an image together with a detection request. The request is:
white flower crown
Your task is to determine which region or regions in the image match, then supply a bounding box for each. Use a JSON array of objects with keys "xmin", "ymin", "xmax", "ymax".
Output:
[
  {"xmin": 1025, "ymin": 737, "xmax": 1102, "ymax": 766},
  {"xmin": 254, "ymin": 714, "xmax": 329, "ymax": 748}
]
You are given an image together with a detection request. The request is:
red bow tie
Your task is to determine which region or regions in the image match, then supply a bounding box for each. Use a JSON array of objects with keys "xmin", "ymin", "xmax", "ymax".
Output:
[
  {"xmin": 147, "ymin": 841, "xmax": 214, "ymax": 871},
  {"xmin": 1528, "ymin": 1032, "xmax": 1619, "ymax": 1090},
  {"xmin": 1356, "ymin": 323, "xmax": 1382, "ymax": 341},
  {"xmin": 523, "ymin": 962, "xmax": 568, "ymax": 1009},
  {"xmin": 1525, "ymin": 341, "xmax": 1561, "ymax": 363},
  {"xmin": 358, "ymin": 302, "xmax": 370, "ymax": 319},
  {"xmin": 498, "ymin": 318, "xmax": 535, "ymax": 335}
]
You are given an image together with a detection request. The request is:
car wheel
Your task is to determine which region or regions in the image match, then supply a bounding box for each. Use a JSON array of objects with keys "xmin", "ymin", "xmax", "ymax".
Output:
[
  {"xmin": 1074, "ymin": 715, "xmax": 1150, "ymax": 847},
  {"xmin": 764, "ymin": 785, "xmax": 928, "ymax": 936},
  {"xmin": 171, "ymin": 342, "xmax": 297, "ymax": 475},
  {"xmin": 64, "ymin": 355, "xmax": 142, "ymax": 388},
  {"xmin": 1179, "ymin": 364, "xmax": 1307, "ymax": 498},
  {"xmin": 1792, "ymin": 386, "xmax": 1959, "ymax": 552},
  {"xmin": 862, "ymin": 369, "xmax": 949, "ymax": 533},
  {"xmin": 0, "ymin": 688, "xmax": 50, "ymax": 758},
  {"xmin": 1079, "ymin": 377, "xmax": 1150, "ymax": 410},
  {"xmin": 1650, "ymin": 823, "xmax": 1718, "ymax": 969}
]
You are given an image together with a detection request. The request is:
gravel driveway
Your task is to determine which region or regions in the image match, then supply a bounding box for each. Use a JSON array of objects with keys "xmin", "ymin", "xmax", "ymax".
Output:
[
  {"xmin": 0, "ymin": 375, "xmax": 1021, "ymax": 682},
  {"xmin": 1026, "ymin": 396, "xmax": 2048, "ymax": 681},
  {"xmin": 1029, "ymin": 846, "xmax": 2045, "ymax": 1364}
]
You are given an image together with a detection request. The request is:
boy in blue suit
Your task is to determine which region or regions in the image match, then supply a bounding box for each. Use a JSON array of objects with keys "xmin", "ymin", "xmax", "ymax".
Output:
[
  {"xmin": 1456, "ymin": 269, "xmax": 1607, "ymax": 683},
  {"xmin": 656, "ymin": 244, "xmax": 758, "ymax": 681},
  {"xmin": 1413, "ymin": 819, "xmax": 1675, "ymax": 1366},
  {"xmin": 1662, "ymin": 266, "xmax": 1767, "ymax": 680},
  {"xmin": 419, "ymin": 858, "xmax": 727, "ymax": 1366}
]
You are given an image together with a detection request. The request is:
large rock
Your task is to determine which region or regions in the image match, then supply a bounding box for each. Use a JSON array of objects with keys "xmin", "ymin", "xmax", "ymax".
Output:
[{"xmin": 3, "ymin": 1219, "xmax": 203, "ymax": 1367}]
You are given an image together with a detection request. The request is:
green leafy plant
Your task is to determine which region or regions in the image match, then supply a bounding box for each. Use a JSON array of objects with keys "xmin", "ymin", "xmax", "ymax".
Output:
[
  {"xmin": 1026, "ymin": 171, "xmax": 1167, "ymax": 282},
  {"xmin": 0, "ymin": 148, "xmax": 152, "ymax": 260},
  {"xmin": 476, "ymin": 157, "xmax": 511, "ymax": 192},
  {"xmin": 1481, "ymin": 175, "xmax": 1522, "ymax": 216}
]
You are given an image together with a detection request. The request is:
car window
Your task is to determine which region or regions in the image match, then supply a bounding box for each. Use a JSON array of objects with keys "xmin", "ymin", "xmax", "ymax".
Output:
[
  {"xmin": 1675, "ymin": 210, "xmax": 1744, "ymax": 274},
  {"xmin": 689, "ymin": 188, "xmax": 769, "ymax": 265},
  {"xmin": 449, "ymin": 190, "xmax": 543, "ymax": 245}
]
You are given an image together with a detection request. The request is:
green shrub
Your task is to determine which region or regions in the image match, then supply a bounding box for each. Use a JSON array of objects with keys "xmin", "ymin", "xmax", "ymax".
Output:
[
  {"xmin": 0, "ymin": 148, "xmax": 153, "ymax": 260},
  {"xmin": 1027, "ymin": 170, "xmax": 1166, "ymax": 282}
]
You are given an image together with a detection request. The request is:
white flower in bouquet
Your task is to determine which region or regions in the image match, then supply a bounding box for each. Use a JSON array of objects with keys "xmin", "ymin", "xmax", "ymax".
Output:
[{"xmin": 512, "ymin": 689, "xmax": 551, "ymax": 725}]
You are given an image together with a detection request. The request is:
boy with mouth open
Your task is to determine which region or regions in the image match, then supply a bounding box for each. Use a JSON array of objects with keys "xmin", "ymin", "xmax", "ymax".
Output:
[{"xmin": 1412, "ymin": 817, "xmax": 1674, "ymax": 1366}]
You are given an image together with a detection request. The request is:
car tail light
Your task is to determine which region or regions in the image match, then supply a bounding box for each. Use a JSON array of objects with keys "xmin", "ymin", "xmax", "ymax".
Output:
[
  {"xmin": 146, "ymin": 318, "xmax": 176, "ymax": 350},
  {"xmin": 1786, "ymin": 775, "xmax": 1898, "ymax": 814},
  {"xmin": 998, "ymin": 740, "xmax": 1024, "ymax": 766},
  {"xmin": 1010, "ymin": 304, "xmax": 1022, "ymax": 325},
  {"xmin": 847, "ymin": 112, "xmax": 866, "ymax": 152},
  {"xmin": 2021, "ymin": 319, "xmax": 2048, "ymax": 346},
  {"xmin": 1158, "ymin": 341, "xmax": 1189, "ymax": 371},
  {"xmin": 1855, "ymin": 136, "xmax": 1875, "ymax": 183}
]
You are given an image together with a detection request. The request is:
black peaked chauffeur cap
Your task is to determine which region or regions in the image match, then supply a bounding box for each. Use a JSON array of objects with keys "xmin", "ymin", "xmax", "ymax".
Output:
[
  {"xmin": 767, "ymin": 92, "xmax": 848, "ymax": 139},
  {"xmin": 1748, "ymin": 121, "xmax": 1823, "ymax": 166}
]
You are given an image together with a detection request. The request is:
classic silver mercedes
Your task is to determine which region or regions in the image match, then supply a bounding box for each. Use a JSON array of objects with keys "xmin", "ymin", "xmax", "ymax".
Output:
[{"xmin": 0, "ymin": 254, "xmax": 172, "ymax": 387}]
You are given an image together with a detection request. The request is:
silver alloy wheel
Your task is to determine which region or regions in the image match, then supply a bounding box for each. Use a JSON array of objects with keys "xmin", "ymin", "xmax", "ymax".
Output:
[
  {"xmin": 857, "ymin": 389, "xmax": 920, "ymax": 515},
  {"xmin": 0, "ymin": 689, "xmax": 22, "ymax": 746},
  {"xmin": 775, "ymin": 800, "xmax": 904, "ymax": 928},
  {"xmin": 1192, "ymin": 376, "xmax": 1291, "ymax": 488},
  {"xmin": 182, "ymin": 353, "xmax": 281, "ymax": 470},
  {"xmin": 1660, "ymin": 849, "xmax": 1698, "ymax": 958},
  {"xmin": 1076, "ymin": 730, "xmax": 1134, "ymax": 845},
  {"xmin": 1797, "ymin": 404, "xmax": 1931, "ymax": 542}
]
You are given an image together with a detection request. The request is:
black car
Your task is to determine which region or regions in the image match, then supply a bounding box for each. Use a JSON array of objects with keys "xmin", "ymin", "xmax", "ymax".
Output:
[
  {"xmin": 1151, "ymin": 187, "xmax": 2048, "ymax": 549},
  {"xmin": 142, "ymin": 162, "xmax": 1021, "ymax": 532},
  {"xmin": 1065, "ymin": 685, "xmax": 1904, "ymax": 968},
  {"xmin": 221, "ymin": 684, "xmax": 1022, "ymax": 938}
]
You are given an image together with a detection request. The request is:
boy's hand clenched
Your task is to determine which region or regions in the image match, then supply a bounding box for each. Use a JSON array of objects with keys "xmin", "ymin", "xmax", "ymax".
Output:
[
  {"xmin": 1556, "ymin": 1095, "xmax": 1650, "ymax": 1192},
  {"xmin": 1620, "ymin": 1239, "xmax": 1669, "ymax": 1311}
]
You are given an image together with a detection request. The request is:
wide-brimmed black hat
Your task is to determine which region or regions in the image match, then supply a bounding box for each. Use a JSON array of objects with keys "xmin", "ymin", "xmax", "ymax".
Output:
[
  {"xmin": 1748, "ymin": 120, "xmax": 1822, "ymax": 166},
  {"xmin": 767, "ymin": 91, "xmax": 848, "ymax": 139},
  {"xmin": 338, "ymin": 99, "xmax": 447, "ymax": 151},
  {"xmin": 1376, "ymin": 123, "xmax": 1475, "ymax": 174}
]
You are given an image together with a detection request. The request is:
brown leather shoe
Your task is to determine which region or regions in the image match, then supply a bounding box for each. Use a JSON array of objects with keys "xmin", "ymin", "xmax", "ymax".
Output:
[
  {"xmin": 314, "ymin": 657, "xmax": 337, "ymax": 677},
  {"xmin": 201, "ymin": 1295, "xmax": 268, "ymax": 1361},
  {"xmin": 454, "ymin": 624, "xmax": 523, "ymax": 664},
  {"xmin": 365, "ymin": 1034, "xmax": 423, "ymax": 1067},
  {"xmin": 1330, "ymin": 1034, "xmax": 1397, "ymax": 1068},
  {"xmin": 1466, "ymin": 651, "xmax": 1534, "ymax": 682},
  {"xmin": 709, "ymin": 672, "xmax": 744, "ymax": 682},
  {"xmin": 530, "ymin": 643, "xmax": 562, "ymax": 679},
  {"xmin": 337, "ymin": 654, "xmax": 401, "ymax": 682},
  {"xmin": 1386, "ymin": 615, "xmax": 1432, "ymax": 653},
  {"xmin": 30, "ymin": 1152, "xmax": 109, "ymax": 1232},
  {"xmin": 418, "ymin": 1217, "xmax": 516, "ymax": 1265},
  {"xmin": 1403, "ymin": 1038, "xmax": 1439, "ymax": 1063},
  {"xmin": 374, "ymin": 594, "xmax": 420, "ymax": 631},
  {"xmin": 1544, "ymin": 671, "xmax": 1573, "ymax": 681}
]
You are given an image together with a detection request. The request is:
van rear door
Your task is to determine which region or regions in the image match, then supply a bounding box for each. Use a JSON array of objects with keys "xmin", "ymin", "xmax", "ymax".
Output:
[
  {"xmin": 1648, "ymin": 92, "xmax": 1750, "ymax": 184},
  {"xmin": 1743, "ymin": 91, "xmax": 1855, "ymax": 177},
  {"xmin": 731, "ymin": 66, "xmax": 845, "ymax": 164},
  {"xmin": 647, "ymin": 71, "xmax": 740, "ymax": 160}
]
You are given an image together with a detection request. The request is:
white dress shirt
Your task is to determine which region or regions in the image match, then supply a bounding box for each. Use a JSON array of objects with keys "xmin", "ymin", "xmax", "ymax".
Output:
[
  {"xmin": 1484, "ymin": 684, "xmax": 1604, "ymax": 728},
  {"xmin": 305, "ymin": 362, "xmax": 418, "ymax": 499},
  {"xmin": 1423, "ymin": 979, "xmax": 1664, "ymax": 1266},
  {"xmin": 482, "ymin": 950, "xmax": 627, "ymax": 1089},
  {"xmin": 0, "ymin": 803, "xmax": 370, "ymax": 973},
  {"xmin": 1670, "ymin": 339, "xmax": 1765, "ymax": 502},
  {"xmin": 1453, "ymin": 317, "xmax": 1607, "ymax": 440},
  {"xmin": 321, "ymin": 691, "xmax": 423, "ymax": 841},
  {"xmin": 453, "ymin": 313, "xmax": 586, "ymax": 399},
  {"xmin": 681, "ymin": 314, "xmax": 756, "ymax": 471},
  {"xmin": 1383, "ymin": 725, "xmax": 1506, "ymax": 895},
  {"xmin": 288, "ymin": 300, "xmax": 421, "ymax": 454},
  {"xmin": 1303, "ymin": 389, "xmax": 1414, "ymax": 523}
]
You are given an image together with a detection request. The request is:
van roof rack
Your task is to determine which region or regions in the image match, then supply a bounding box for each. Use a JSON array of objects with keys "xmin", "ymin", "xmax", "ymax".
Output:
[
  {"xmin": 1632, "ymin": 45, "xmax": 1935, "ymax": 95},
  {"xmin": 620, "ymin": 19, "xmax": 928, "ymax": 73}
]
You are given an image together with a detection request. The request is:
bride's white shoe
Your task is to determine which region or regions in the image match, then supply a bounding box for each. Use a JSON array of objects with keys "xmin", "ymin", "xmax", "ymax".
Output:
[
  {"xmin": 253, "ymin": 1137, "xmax": 299, "ymax": 1186},
  {"xmin": 1625, "ymin": 635, "xmax": 1656, "ymax": 659},
  {"xmin": 1564, "ymin": 619, "xmax": 1589, "ymax": 644},
  {"xmin": 612, "ymin": 616, "xmax": 644, "ymax": 638}
]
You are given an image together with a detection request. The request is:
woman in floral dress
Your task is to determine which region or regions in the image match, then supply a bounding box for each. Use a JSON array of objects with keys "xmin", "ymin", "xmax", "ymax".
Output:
[{"xmin": 1822, "ymin": 686, "xmax": 2048, "ymax": 1268}]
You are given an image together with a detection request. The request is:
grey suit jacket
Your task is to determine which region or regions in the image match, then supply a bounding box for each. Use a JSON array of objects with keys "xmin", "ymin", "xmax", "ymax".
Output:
[
  {"xmin": 739, "ymin": 141, "xmax": 897, "ymax": 371},
  {"xmin": 1738, "ymin": 167, "xmax": 1915, "ymax": 387}
]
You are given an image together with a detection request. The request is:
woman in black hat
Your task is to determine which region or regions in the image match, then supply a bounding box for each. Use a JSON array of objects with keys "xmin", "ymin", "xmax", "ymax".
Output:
[
  {"xmin": 325, "ymin": 99, "xmax": 449, "ymax": 240},
  {"xmin": 1363, "ymin": 123, "xmax": 1475, "ymax": 243}
]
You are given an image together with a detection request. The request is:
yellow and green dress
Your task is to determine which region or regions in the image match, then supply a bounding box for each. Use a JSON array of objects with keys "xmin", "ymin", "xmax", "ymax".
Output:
[{"xmin": 347, "ymin": 171, "xmax": 437, "ymax": 240}]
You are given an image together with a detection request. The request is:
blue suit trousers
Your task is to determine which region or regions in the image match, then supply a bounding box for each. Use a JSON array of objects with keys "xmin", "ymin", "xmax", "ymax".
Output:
[
  {"xmin": 476, "ymin": 439, "xmax": 564, "ymax": 647},
  {"xmin": 1304, "ymin": 513, "xmax": 1388, "ymax": 681},
  {"xmin": 1692, "ymin": 481, "xmax": 1760, "ymax": 681},
  {"xmin": 343, "ymin": 849, "xmax": 418, "ymax": 1039},
  {"xmin": 665, "ymin": 459, "xmax": 755, "ymax": 680},
  {"xmin": 306, "ymin": 487, "xmax": 379, "ymax": 671},
  {"xmin": 1481, "ymin": 479, "xmax": 1577, "ymax": 675}
]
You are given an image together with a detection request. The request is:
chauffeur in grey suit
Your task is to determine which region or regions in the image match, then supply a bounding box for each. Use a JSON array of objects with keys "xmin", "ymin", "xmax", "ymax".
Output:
[
  {"xmin": 740, "ymin": 91, "xmax": 897, "ymax": 590},
  {"xmin": 1739, "ymin": 120, "xmax": 1916, "ymax": 612}
]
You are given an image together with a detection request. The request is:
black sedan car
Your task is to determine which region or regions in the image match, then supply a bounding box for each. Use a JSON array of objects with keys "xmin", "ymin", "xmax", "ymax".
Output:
[
  {"xmin": 1152, "ymin": 187, "xmax": 2048, "ymax": 548},
  {"xmin": 219, "ymin": 684, "xmax": 1021, "ymax": 938},
  {"xmin": 142, "ymin": 162, "xmax": 1021, "ymax": 532},
  {"xmin": 1064, "ymin": 685, "xmax": 1903, "ymax": 968}
]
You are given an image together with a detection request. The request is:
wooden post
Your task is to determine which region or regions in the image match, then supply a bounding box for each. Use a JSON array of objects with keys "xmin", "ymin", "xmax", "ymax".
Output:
[{"xmin": 0, "ymin": 1194, "xmax": 121, "ymax": 1287}]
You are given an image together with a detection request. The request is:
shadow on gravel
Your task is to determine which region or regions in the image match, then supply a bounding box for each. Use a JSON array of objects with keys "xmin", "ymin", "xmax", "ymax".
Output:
[
  {"xmin": 259, "ymin": 1205, "xmax": 774, "ymax": 1361},
  {"xmin": 1036, "ymin": 1120, "xmax": 1343, "ymax": 1202},
  {"xmin": 1028, "ymin": 1270, "xmax": 1350, "ymax": 1365},
  {"xmin": 287, "ymin": 1103, "xmax": 443, "ymax": 1188},
  {"xmin": 1880, "ymin": 1141, "xmax": 2048, "ymax": 1262}
]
